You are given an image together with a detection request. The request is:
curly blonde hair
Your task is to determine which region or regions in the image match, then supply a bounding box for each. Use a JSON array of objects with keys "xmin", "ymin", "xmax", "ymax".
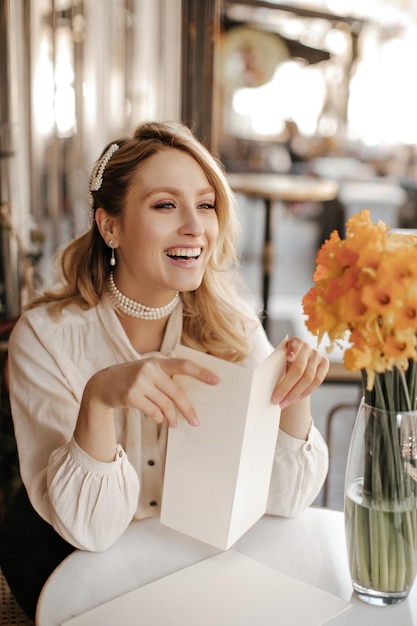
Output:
[{"xmin": 28, "ymin": 121, "xmax": 257, "ymax": 361}]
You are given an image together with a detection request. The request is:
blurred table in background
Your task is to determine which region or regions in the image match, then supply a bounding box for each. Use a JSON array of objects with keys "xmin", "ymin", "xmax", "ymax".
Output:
[
  {"xmin": 339, "ymin": 180, "xmax": 407, "ymax": 228},
  {"xmin": 310, "ymin": 157, "xmax": 409, "ymax": 232},
  {"xmin": 310, "ymin": 156, "xmax": 375, "ymax": 181},
  {"xmin": 227, "ymin": 172, "xmax": 339, "ymax": 331}
]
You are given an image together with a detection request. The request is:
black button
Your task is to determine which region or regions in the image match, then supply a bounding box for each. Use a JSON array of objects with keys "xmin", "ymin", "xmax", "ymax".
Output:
[
  {"xmin": 150, "ymin": 500, "xmax": 158, "ymax": 507},
  {"xmin": 148, "ymin": 459, "xmax": 155, "ymax": 466}
]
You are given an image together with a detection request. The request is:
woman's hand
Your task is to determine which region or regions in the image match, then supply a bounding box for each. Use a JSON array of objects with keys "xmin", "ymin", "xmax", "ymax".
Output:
[
  {"xmin": 86, "ymin": 356, "xmax": 220, "ymax": 427},
  {"xmin": 75, "ymin": 356, "xmax": 219, "ymax": 462},
  {"xmin": 271, "ymin": 337, "xmax": 329, "ymax": 409},
  {"xmin": 268, "ymin": 337, "xmax": 329, "ymax": 441}
]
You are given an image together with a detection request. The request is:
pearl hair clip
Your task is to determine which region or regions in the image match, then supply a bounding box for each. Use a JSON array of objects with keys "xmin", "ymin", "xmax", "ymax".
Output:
[{"xmin": 88, "ymin": 143, "xmax": 120, "ymax": 224}]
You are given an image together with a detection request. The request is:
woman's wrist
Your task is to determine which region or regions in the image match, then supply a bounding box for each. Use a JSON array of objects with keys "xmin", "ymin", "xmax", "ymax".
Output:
[
  {"xmin": 74, "ymin": 378, "xmax": 117, "ymax": 462},
  {"xmin": 279, "ymin": 396, "xmax": 312, "ymax": 441}
]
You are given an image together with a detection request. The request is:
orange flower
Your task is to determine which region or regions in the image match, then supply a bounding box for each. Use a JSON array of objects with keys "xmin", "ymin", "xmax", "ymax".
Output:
[
  {"xmin": 383, "ymin": 332, "xmax": 417, "ymax": 361},
  {"xmin": 393, "ymin": 298, "xmax": 417, "ymax": 329},
  {"xmin": 302, "ymin": 209, "xmax": 417, "ymax": 388}
]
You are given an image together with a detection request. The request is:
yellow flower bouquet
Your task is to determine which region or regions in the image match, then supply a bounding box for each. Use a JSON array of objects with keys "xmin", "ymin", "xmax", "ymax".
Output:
[{"xmin": 302, "ymin": 209, "xmax": 417, "ymax": 604}]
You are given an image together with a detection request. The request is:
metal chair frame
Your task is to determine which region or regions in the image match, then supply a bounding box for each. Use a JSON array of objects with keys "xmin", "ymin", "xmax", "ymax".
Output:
[{"xmin": 321, "ymin": 362, "xmax": 363, "ymax": 508}]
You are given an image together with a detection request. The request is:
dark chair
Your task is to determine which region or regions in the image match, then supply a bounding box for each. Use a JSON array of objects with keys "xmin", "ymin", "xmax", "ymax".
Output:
[
  {"xmin": 0, "ymin": 569, "xmax": 34, "ymax": 625},
  {"xmin": 0, "ymin": 317, "xmax": 20, "ymax": 522},
  {"xmin": 0, "ymin": 317, "xmax": 34, "ymax": 624}
]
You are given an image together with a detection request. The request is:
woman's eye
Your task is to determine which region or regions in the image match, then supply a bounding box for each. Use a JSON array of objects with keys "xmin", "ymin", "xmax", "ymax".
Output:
[
  {"xmin": 154, "ymin": 201, "xmax": 176, "ymax": 209},
  {"xmin": 198, "ymin": 202, "xmax": 216, "ymax": 210}
]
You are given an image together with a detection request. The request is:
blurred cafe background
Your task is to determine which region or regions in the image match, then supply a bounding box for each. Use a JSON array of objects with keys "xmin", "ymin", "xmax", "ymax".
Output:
[{"xmin": 2, "ymin": 0, "xmax": 417, "ymax": 508}]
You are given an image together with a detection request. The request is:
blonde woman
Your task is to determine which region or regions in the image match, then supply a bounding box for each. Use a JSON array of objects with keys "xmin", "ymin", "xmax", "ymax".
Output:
[{"xmin": 0, "ymin": 121, "xmax": 329, "ymax": 619}]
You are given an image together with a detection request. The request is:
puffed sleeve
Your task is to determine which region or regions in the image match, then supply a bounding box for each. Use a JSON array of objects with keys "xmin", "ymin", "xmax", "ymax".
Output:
[
  {"xmin": 8, "ymin": 309, "xmax": 140, "ymax": 551},
  {"xmin": 47, "ymin": 440, "xmax": 139, "ymax": 551},
  {"xmin": 266, "ymin": 426, "xmax": 329, "ymax": 517}
]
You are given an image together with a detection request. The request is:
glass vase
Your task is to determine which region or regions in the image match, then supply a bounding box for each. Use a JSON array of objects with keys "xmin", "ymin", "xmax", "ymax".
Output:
[{"xmin": 344, "ymin": 401, "xmax": 417, "ymax": 605}]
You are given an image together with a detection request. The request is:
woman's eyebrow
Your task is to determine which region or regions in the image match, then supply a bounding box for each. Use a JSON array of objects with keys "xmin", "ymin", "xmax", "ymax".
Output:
[
  {"xmin": 198, "ymin": 186, "xmax": 216, "ymax": 196},
  {"xmin": 144, "ymin": 186, "xmax": 180, "ymax": 198},
  {"xmin": 145, "ymin": 185, "xmax": 215, "ymax": 198}
]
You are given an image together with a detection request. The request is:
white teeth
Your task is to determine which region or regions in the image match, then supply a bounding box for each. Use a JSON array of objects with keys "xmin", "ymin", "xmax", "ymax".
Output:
[{"xmin": 165, "ymin": 247, "xmax": 201, "ymax": 258}]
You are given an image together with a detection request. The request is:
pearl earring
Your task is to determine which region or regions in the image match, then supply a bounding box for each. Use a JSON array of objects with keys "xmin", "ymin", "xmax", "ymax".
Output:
[{"xmin": 109, "ymin": 239, "xmax": 116, "ymax": 267}]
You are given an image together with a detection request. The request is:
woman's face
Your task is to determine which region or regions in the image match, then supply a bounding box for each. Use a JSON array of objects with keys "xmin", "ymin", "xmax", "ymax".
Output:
[{"xmin": 112, "ymin": 147, "xmax": 219, "ymax": 304}]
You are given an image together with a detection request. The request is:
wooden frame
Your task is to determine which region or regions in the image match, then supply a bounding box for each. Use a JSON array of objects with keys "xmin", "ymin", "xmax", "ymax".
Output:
[{"xmin": 181, "ymin": 0, "xmax": 221, "ymax": 153}]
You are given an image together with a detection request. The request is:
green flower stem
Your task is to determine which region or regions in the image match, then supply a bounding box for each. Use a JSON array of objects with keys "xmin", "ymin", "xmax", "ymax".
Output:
[
  {"xmin": 372, "ymin": 508, "xmax": 391, "ymax": 589},
  {"xmin": 388, "ymin": 514, "xmax": 397, "ymax": 590},
  {"xmin": 373, "ymin": 377, "xmax": 405, "ymax": 501},
  {"xmin": 395, "ymin": 517, "xmax": 406, "ymax": 590},
  {"xmin": 399, "ymin": 369, "xmax": 413, "ymax": 411},
  {"xmin": 381, "ymin": 511, "xmax": 392, "ymax": 591},
  {"xmin": 352, "ymin": 362, "xmax": 417, "ymax": 596},
  {"xmin": 355, "ymin": 503, "xmax": 371, "ymax": 588},
  {"xmin": 352, "ymin": 507, "xmax": 417, "ymax": 593},
  {"xmin": 369, "ymin": 509, "xmax": 379, "ymax": 588},
  {"xmin": 404, "ymin": 510, "xmax": 416, "ymax": 587},
  {"xmin": 348, "ymin": 503, "xmax": 357, "ymax": 575},
  {"xmin": 366, "ymin": 373, "xmax": 411, "ymax": 500}
]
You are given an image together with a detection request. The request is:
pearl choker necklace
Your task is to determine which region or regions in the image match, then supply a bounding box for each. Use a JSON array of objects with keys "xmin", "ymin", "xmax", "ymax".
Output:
[{"xmin": 107, "ymin": 272, "xmax": 180, "ymax": 320}]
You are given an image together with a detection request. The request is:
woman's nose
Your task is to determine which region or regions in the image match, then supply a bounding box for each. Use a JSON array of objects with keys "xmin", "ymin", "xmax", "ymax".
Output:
[{"xmin": 179, "ymin": 208, "xmax": 205, "ymax": 236}]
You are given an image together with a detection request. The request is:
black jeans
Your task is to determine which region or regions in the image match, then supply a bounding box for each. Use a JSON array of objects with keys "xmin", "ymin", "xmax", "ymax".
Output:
[{"xmin": 0, "ymin": 486, "xmax": 75, "ymax": 620}]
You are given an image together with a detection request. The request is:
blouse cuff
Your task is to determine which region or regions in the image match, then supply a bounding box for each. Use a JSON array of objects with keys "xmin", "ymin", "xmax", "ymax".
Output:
[
  {"xmin": 277, "ymin": 423, "xmax": 315, "ymax": 453},
  {"xmin": 69, "ymin": 437, "xmax": 125, "ymax": 474}
]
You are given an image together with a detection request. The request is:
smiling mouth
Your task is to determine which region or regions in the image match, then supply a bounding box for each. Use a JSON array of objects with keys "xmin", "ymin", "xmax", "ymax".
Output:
[{"xmin": 165, "ymin": 247, "xmax": 202, "ymax": 260}]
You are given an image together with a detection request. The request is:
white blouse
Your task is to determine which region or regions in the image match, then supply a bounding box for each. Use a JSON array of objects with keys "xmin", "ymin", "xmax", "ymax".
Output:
[{"xmin": 8, "ymin": 298, "xmax": 328, "ymax": 552}]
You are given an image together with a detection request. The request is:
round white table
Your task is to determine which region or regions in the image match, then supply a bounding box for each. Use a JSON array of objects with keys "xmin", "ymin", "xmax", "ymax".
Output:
[{"xmin": 36, "ymin": 507, "xmax": 417, "ymax": 626}]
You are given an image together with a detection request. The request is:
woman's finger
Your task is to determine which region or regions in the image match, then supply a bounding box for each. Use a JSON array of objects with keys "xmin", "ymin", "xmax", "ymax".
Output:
[
  {"xmin": 161, "ymin": 357, "xmax": 220, "ymax": 386},
  {"xmin": 271, "ymin": 343, "xmax": 328, "ymax": 406},
  {"xmin": 285, "ymin": 337, "xmax": 303, "ymax": 363},
  {"xmin": 155, "ymin": 372, "xmax": 200, "ymax": 427},
  {"xmin": 278, "ymin": 355, "xmax": 329, "ymax": 407},
  {"xmin": 139, "ymin": 358, "xmax": 219, "ymax": 427}
]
